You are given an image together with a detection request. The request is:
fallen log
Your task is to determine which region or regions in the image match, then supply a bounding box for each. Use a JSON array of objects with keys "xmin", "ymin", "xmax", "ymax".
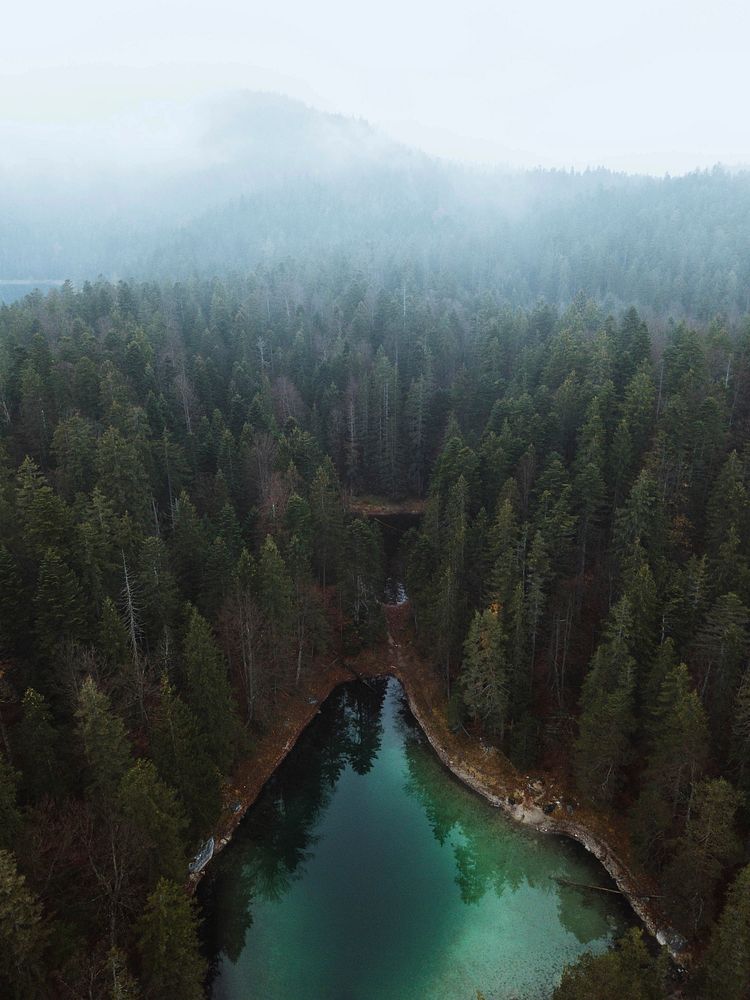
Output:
[{"xmin": 550, "ymin": 876, "xmax": 661, "ymax": 899}]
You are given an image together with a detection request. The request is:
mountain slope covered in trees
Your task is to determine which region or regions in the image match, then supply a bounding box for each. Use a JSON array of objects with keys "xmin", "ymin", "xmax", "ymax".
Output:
[{"xmin": 3, "ymin": 93, "xmax": 750, "ymax": 322}]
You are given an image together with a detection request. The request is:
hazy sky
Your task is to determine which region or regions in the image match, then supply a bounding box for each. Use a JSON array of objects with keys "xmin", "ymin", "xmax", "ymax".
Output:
[{"xmin": 2, "ymin": 0, "xmax": 749, "ymax": 174}]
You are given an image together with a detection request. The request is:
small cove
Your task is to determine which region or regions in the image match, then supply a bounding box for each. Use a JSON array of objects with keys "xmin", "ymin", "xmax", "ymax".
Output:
[{"xmin": 199, "ymin": 677, "xmax": 633, "ymax": 1000}]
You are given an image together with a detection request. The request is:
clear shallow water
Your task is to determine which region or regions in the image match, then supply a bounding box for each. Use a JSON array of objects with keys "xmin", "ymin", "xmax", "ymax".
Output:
[{"xmin": 200, "ymin": 678, "xmax": 632, "ymax": 1000}]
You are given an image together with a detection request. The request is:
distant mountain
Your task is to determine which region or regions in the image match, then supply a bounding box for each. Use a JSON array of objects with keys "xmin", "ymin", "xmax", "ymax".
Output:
[
  {"xmin": 0, "ymin": 91, "xmax": 427, "ymax": 280},
  {"xmin": 2, "ymin": 92, "xmax": 750, "ymax": 321}
]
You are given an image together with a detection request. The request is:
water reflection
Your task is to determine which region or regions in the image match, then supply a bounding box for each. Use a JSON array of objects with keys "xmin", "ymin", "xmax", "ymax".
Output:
[
  {"xmin": 397, "ymin": 701, "xmax": 620, "ymax": 945},
  {"xmin": 200, "ymin": 679, "xmax": 631, "ymax": 1000},
  {"xmin": 202, "ymin": 682, "xmax": 386, "ymax": 967}
]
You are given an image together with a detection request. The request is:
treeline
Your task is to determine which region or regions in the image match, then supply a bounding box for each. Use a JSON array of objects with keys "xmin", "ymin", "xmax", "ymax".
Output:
[
  {"xmin": 1, "ymin": 273, "xmax": 749, "ymax": 996},
  {"xmin": 6, "ymin": 154, "xmax": 750, "ymax": 324},
  {"xmin": 147, "ymin": 167, "xmax": 750, "ymax": 324},
  {"xmin": 401, "ymin": 301, "xmax": 750, "ymax": 993},
  {"xmin": 0, "ymin": 276, "xmax": 386, "ymax": 997}
]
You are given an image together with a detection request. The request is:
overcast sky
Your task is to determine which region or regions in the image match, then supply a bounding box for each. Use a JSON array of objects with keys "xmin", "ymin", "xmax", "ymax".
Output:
[{"xmin": 2, "ymin": 0, "xmax": 748, "ymax": 174}]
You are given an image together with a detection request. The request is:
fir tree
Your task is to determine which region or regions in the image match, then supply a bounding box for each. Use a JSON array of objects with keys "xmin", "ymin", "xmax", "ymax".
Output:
[
  {"xmin": 0, "ymin": 753, "xmax": 21, "ymax": 852},
  {"xmin": 13, "ymin": 688, "xmax": 61, "ymax": 802},
  {"xmin": 150, "ymin": 679, "xmax": 221, "ymax": 841},
  {"xmin": 553, "ymin": 928, "xmax": 667, "ymax": 1000},
  {"xmin": 0, "ymin": 849, "xmax": 47, "ymax": 1000},
  {"xmin": 118, "ymin": 759, "xmax": 187, "ymax": 889},
  {"xmin": 701, "ymin": 863, "xmax": 750, "ymax": 1000},
  {"xmin": 75, "ymin": 677, "xmax": 131, "ymax": 804},
  {"xmin": 136, "ymin": 879, "xmax": 205, "ymax": 1000},
  {"xmin": 182, "ymin": 606, "xmax": 239, "ymax": 774},
  {"xmin": 461, "ymin": 605, "xmax": 510, "ymax": 739}
]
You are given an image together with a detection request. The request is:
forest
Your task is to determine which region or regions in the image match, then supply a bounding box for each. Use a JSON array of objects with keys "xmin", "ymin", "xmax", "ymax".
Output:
[
  {"xmin": 4, "ymin": 94, "xmax": 750, "ymax": 325},
  {"xmin": 0, "ymin": 267, "xmax": 749, "ymax": 999}
]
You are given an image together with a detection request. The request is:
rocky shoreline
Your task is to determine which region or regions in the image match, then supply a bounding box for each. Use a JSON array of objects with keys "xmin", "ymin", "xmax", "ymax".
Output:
[
  {"xmin": 388, "ymin": 659, "xmax": 688, "ymax": 964},
  {"xmin": 190, "ymin": 622, "xmax": 690, "ymax": 968}
]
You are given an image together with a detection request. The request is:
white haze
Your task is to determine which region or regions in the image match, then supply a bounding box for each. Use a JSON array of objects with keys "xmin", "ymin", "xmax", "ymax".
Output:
[{"xmin": 1, "ymin": 0, "xmax": 749, "ymax": 176}]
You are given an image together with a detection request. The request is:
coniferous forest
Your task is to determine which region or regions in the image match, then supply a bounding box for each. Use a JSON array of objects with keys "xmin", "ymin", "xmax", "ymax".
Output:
[{"xmin": 1, "ymin": 264, "xmax": 749, "ymax": 998}]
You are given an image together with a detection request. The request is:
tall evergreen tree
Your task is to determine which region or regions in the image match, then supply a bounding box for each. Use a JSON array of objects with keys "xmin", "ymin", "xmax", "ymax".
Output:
[
  {"xmin": 136, "ymin": 879, "xmax": 205, "ymax": 1000},
  {"xmin": 13, "ymin": 688, "xmax": 61, "ymax": 802},
  {"xmin": 183, "ymin": 607, "xmax": 239, "ymax": 775},
  {"xmin": 75, "ymin": 677, "xmax": 131, "ymax": 805},
  {"xmin": 701, "ymin": 863, "xmax": 750, "ymax": 1000},
  {"xmin": 553, "ymin": 928, "xmax": 667, "ymax": 1000},
  {"xmin": 118, "ymin": 759, "xmax": 187, "ymax": 889},
  {"xmin": 149, "ymin": 679, "xmax": 221, "ymax": 841},
  {"xmin": 461, "ymin": 605, "xmax": 510, "ymax": 739},
  {"xmin": 0, "ymin": 849, "xmax": 47, "ymax": 1000},
  {"xmin": 663, "ymin": 778, "xmax": 742, "ymax": 933}
]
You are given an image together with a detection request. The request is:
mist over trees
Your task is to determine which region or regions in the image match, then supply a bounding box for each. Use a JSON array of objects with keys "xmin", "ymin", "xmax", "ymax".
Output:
[
  {"xmin": 3, "ymin": 92, "xmax": 750, "ymax": 323},
  {"xmin": 2, "ymin": 91, "xmax": 750, "ymax": 999}
]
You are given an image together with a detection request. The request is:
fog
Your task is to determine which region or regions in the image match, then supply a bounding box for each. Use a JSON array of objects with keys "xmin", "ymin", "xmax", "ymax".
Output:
[
  {"xmin": 1, "ymin": 1, "xmax": 749, "ymax": 317},
  {"xmin": 3, "ymin": 0, "xmax": 750, "ymax": 175}
]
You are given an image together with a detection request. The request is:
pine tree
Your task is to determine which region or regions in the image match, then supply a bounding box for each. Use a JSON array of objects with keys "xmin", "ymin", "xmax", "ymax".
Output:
[
  {"xmin": 309, "ymin": 459, "xmax": 343, "ymax": 590},
  {"xmin": 553, "ymin": 928, "xmax": 667, "ymax": 1000},
  {"xmin": 75, "ymin": 677, "xmax": 131, "ymax": 804},
  {"xmin": 150, "ymin": 679, "xmax": 221, "ymax": 840},
  {"xmin": 575, "ymin": 680, "xmax": 634, "ymax": 805},
  {"xmin": 526, "ymin": 530, "xmax": 550, "ymax": 696},
  {"xmin": 729, "ymin": 667, "xmax": 750, "ymax": 792},
  {"xmin": 663, "ymin": 778, "xmax": 742, "ymax": 933},
  {"xmin": 620, "ymin": 542, "xmax": 659, "ymax": 672},
  {"xmin": 50, "ymin": 413, "xmax": 97, "ymax": 499},
  {"xmin": 342, "ymin": 519, "xmax": 384, "ymax": 649},
  {"xmin": 16, "ymin": 457, "xmax": 73, "ymax": 560},
  {"xmin": 705, "ymin": 451, "xmax": 750, "ymax": 574},
  {"xmin": 701, "ymin": 864, "xmax": 750, "ymax": 1000},
  {"xmin": 33, "ymin": 548, "xmax": 87, "ymax": 656},
  {"xmin": 575, "ymin": 599, "xmax": 636, "ymax": 803},
  {"xmin": 461, "ymin": 605, "xmax": 510, "ymax": 739},
  {"xmin": 695, "ymin": 592, "xmax": 749, "ymax": 735},
  {"xmin": 0, "ymin": 546, "xmax": 30, "ymax": 655},
  {"xmin": 98, "ymin": 597, "xmax": 130, "ymax": 673},
  {"xmin": 487, "ymin": 496, "xmax": 521, "ymax": 606},
  {"xmin": 136, "ymin": 879, "xmax": 205, "ymax": 1000},
  {"xmin": 118, "ymin": 759, "xmax": 187, "ymax": 889},
  {"xmin": 642, "ymin": 638, "xmax": 678, "ymax": 717},
  {"xmin": 255, "ymin": 536, "xmax": 295, "ymax": 691},
  {"xmin": 136, "ymin": 535, "xmax": 179, "ymax": 644},
  {"xmin": 170, "ymin": 491, "xmax": 208, "ymax": 602},
  {"xmin": 0, "ymin": 753, "xmax": 21, "ymax": 851},
  {"xmin": 182, "ymin": 606, "xmax": 239, "ymax": 774},
  {"xmin": 631, "ymin": 663, "xmax": 709, "ymax": 864},
  {"xmin": 95, "ymin": 426, "xmax": 151, "ymax": 525},
  {"xmin": 13, "ymin": 688, "xmax": 61, "ymax": 802},
  {"xmin": 644, "ymin": 663, "xmax": 709, "ymax": 805},
  {"xmin": 0, "ymin": 849, "xmax": 47, "ymax": 1000}
]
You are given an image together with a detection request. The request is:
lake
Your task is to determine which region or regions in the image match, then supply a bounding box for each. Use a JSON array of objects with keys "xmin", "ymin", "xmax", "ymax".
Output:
[
  {"xmin": 0, "ymin": 280, "xmax": 67, "ymax": 304},
  {"xmin": 199, "ymin": 677, "xmax": 632, "ymax": 1000}
]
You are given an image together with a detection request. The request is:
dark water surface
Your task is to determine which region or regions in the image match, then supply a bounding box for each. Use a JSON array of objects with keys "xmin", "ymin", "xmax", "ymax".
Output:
[{"xmin": 200, "ymin": 678, "xmax": 632, "ymax": 1000}]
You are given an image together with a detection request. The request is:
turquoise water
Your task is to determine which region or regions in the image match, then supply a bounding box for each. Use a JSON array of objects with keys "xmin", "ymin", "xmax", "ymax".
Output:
[{"xmin": 200, "ymin": 678, "xmax": 632, "ymax": 1000}]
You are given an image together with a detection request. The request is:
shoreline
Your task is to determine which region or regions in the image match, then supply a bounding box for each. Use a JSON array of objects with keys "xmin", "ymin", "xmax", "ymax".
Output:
[{"xmin": 191, "ymin": 614, "xmax": 690, "ymax": 968}]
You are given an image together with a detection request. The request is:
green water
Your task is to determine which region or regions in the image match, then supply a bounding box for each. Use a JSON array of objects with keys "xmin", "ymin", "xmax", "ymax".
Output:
[{"xmin": 200, "ymin": 678, "xmax": 632, "ymax": 1000}]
